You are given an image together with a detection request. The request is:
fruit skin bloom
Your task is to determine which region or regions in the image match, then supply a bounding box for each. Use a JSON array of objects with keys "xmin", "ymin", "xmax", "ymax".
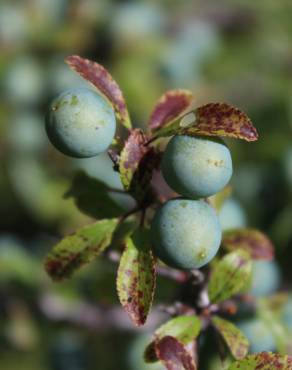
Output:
[
  {"xmin": 150, "ymin": 199, "xmax": 222, "ymax": 270},
  {"xmin": 161, "ymin": 135, "xmax": 233, "ymax": 198},
  {"xmin": 45, "ymin": 88, "xmax": 116, "ymax": 158}
]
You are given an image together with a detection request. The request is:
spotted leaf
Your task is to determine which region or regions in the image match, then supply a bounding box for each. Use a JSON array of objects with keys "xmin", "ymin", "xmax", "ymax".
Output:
[
  {"xmin": 149, "ymin": 89, "xmax": 193, "ymax": 131},
  {"xmin": 119, "ymin": 129, "xmax": 160, "ymax": 203},
  {"xmin": 212, "ymin": 316, "xmax": 249, "ymax": 360},
  {"xmin": 116, "ymin": 228, "xmax": 156, "ymax": 326},
  {"xmin": 208, "ymin": 250, "xmax": 252, "ymax": 304},
  {"xmin": 228, "ymin": 352, "xmax": 292, "ymax": 370},
  {"xmin": 45, "ymin": 219, "xmax": 118, "ymax": 281},
  {"xmin": 145, "ymin": 315, "xmax": 201, "ymax": 363},
  {"xmin": 65, "ymin": 55, "xmax": 131, "ymax": 129},
  {"xmin": 155, "ymin": 336, "xmax": 197, "ymax": 370},
  {"xmin": 222, "ymin": 228, "xmax": 274, "ymax": 261},
  {"xmin": 153, "ymin": 103, "xmax": 258, "ymax": 142}
]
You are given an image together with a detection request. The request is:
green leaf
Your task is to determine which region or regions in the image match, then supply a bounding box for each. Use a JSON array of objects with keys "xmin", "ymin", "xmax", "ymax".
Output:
[
  {"xmin": 208, "ymin": 250, "xmax": 252, "ymax": 303},
  {"xmin": 110, "ymin": 217, "xmax": 138, "ymax": 250},
  {"xmin": 119, "ymin": 129, "xmax": 160, "ymax": 203},
  {"xmin": 212, "ymin": 316, "xmax": 249, "ymax": 360},
  {"xmin": 155, "ymin": 336, "xmax": 197, "ymax": 370},
  {"xmin": 149, "ymin": 89, "xmax": 193, "ymax": 131},
  {"xmin": 222, "ymin": 229, "xmax": 274, "ymax": 261},
  {"xmin": 145, "ymin": 316, "xmax": 201, "ymax": 363},
  {"xmin": 45, "ymin": 219, "xmax": 118, "ymax": 281},
  {"xmin": 64, "ymin": 171, "xmax": 124, "ymax": 219},
  {"xmin": 116, "ymin": 228, "xmax": 156, "ymax": 326},
  {"xmin": 153, "ymin": 103, "xmax": 258, "ymax": 142},
  {"xmin": 66, "ymin": 55, "xmax": 131, "ymax": 129},
  {"xmin": 155, "ymin": 316, "xmax": 202, "ymax": 344},
  {"xmin": 228, "ymin": 353, "xmax": 292, "ymax": 370}
]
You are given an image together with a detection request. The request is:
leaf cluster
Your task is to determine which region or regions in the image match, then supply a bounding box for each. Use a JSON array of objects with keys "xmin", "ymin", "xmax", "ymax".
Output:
[{"xmin": 44, "ymin": 56, "xmax": 292, "ymax": 369}]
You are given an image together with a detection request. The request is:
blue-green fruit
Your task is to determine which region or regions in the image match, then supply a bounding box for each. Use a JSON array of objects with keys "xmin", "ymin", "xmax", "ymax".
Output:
[
  {"xmin": 161, "ymin": 135, "xmax": 233, "ymax": 198},
  {"xmin": 250, "ymin": 260, "xmax": 281, "ymax": 297},
  {"xmin": 151, "ymin": 199, "xmax": 222, "ymax": 269},
  {"xmin": 219, "ymin": 198, "xmax": 247, "ymax": 231},
  {"xmin": 45, "ymin": 88, "xmax": 116, "ymax": 158},
  {"xmin": 238, "ymin": 318, "xmax": 276, "ymax": 353}
]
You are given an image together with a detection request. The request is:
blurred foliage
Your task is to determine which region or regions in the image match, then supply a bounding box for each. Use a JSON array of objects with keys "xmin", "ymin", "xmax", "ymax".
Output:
[{"xmin": 1, "ymin": 0, "xmax": 292, "ymax": 369}]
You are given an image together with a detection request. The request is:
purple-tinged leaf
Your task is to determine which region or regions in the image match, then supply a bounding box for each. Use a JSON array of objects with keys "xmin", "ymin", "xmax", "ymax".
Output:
[
  {"xmin": 222, "ymin": 228, "xmax": 274, "ymax": 261},
  {"xmin": 155, "ymin": 336, "xmax": 197, "ymax": 370},
  {"xmin": 190, "ymin": 103, "xmax": 258, "ymax": 141},
  {"xmin": 116, "ymin": 229, "xmax": 156, "ymax": 326},
  {"xmin": 228, "ymin": 352, "xmax": 292, "ymax": 370},
  {"xmin": 45, "ymin": 219, "xmax": 118, "ymax": 281},
  {"xmin": 153, "ymin": 103, "xmax": 258, "ymax": 142},
  {"xmin": 119, "ymin": 129, "xmax": 161, "ymax": 203},
  {"xmin": 212, "ymin": 316, "xmax": 249, "ymax": 360},
  {"xmin": 145, "ymin": 316, "xmax": 201, "ymax": 363},
  {"xmin": 65, "ymin": 55, "xmax": 131, "ymax": 129},
  {"xmin": 208, "ymin": 250, "xmax": 252, "ymax": 304},
  {"xmin": 149, "ymin": 89, "xmax": 193, "ymax": 131}
]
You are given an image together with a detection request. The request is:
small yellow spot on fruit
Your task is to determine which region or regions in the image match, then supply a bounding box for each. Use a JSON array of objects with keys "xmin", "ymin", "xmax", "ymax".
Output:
[
  {"xmin": 198, "ymin": 250, "xmax": 207, "ymax": 261},
  {"xmin": 207, "ymin": 159, "xmax": 224, "ymax": 167}
]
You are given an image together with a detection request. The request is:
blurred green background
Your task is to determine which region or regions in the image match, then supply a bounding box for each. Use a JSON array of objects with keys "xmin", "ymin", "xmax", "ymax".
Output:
[{"xmin": 1, "ymin": 0, "xmax": 292, "ymax": 369}]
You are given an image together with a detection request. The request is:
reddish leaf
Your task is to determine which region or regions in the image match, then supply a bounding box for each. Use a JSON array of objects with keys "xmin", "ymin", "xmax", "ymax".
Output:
[
  {"xmin": 145, "ymin": 316, "xmax": 201, "ymax": 363},
  {"xmin": 190, "ymin": 103, "xmax": 258, "ymax": 141},
  {"xmin": 149, "ymin": 89, "xmax": 193, "ymax": 131},
  {"xmin": 222, "ymin": 229, "xmax": 274, "ymax": 261},
  {"xmin": 154, "ymin": 103, "xmax": 258, "ymax": 142},
  {"xmin": 155, "ymin": 336, "xmax": 197, "ymax": 370},
  {"xmin": 65, "ymin": 55, "xmax": 131, "ymax": 129},
  {"xmin": 228, "ymin": 352, "xmax": 292, "ymax": 370},
  {"xmin": 119, "ymin": 129, "xmax": 161, "ymax": 203},
  {"xmin": 116, "ymin": 229, "xmax": 156, "ymax": 326}
]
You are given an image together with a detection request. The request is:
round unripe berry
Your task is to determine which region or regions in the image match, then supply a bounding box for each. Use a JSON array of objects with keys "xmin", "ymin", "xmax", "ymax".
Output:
[
  {"xmin": 238, "ymin": 318, "xmax": 276, "ymax": 353},
  {"xmin": 150, "ymin": 199, "xmax": 222, "ymax": 270},
  {"xmin": 219, "ymin": 198, "xmax": 247, "ymax": 231},
  {"xmin": 161, "ymin": 135, "xmax": 233, "ymax": 198},
  {"xmin": 250, "ymin": 260, "xmax": 281, "ymax": 297},
  {"xmin": 45, "ymin": 88, "xmax": 116, "ymax": 158}
]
